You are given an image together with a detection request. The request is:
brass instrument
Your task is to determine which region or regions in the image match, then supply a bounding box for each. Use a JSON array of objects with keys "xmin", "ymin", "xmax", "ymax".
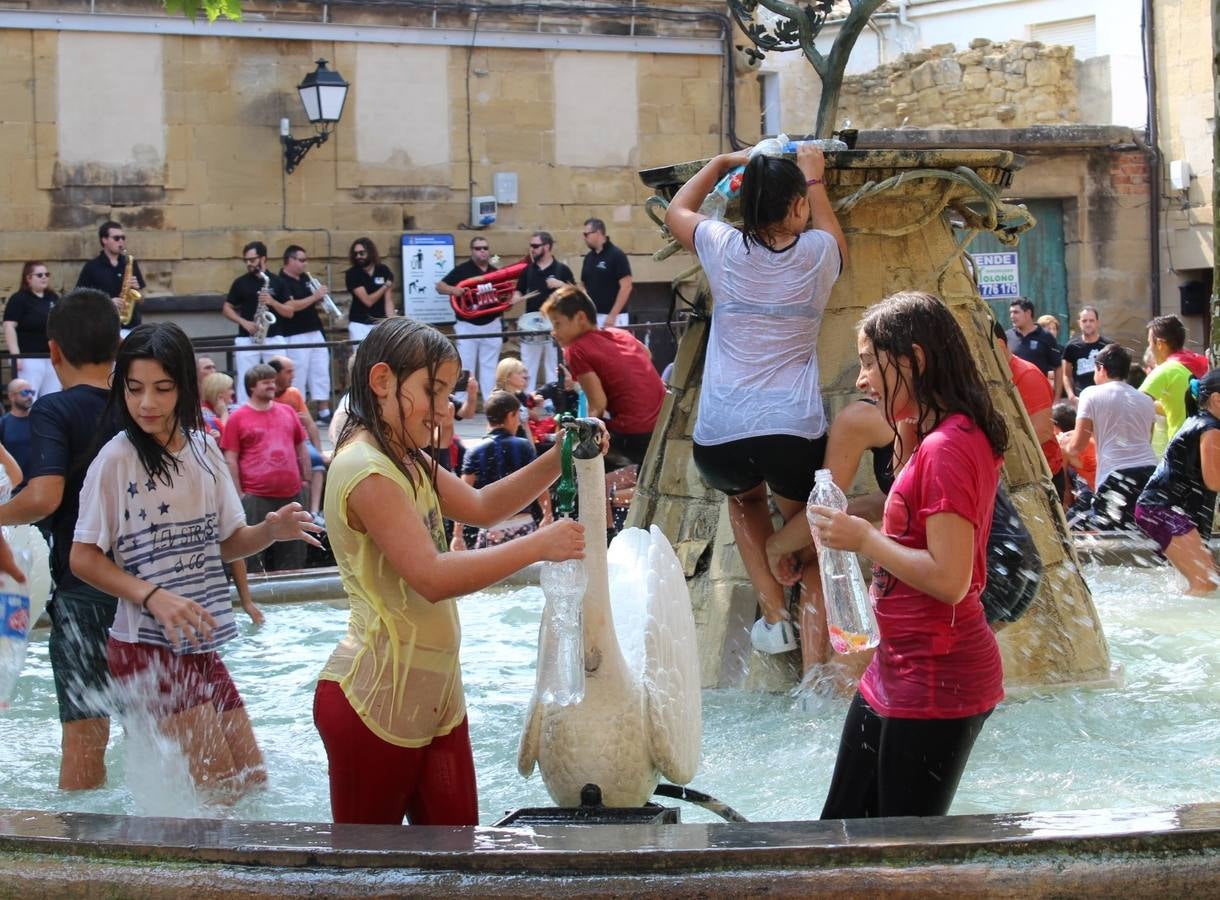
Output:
[
  {"xmin": 304, "ymin": 270, "xmax": 344, "ymax": 321},
  {"xmin": 117, "ymin": 252, "xmax": 142, "ymax": 326},
  {"xmin": 253, "ymin": 270, "xmax": 277, "ymax": 344}
]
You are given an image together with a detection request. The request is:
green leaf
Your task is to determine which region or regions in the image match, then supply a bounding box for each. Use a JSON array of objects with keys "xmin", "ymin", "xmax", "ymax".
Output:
[{"xmin": 161, "ymin": 0, "xmax": 243, "ymax": 21}]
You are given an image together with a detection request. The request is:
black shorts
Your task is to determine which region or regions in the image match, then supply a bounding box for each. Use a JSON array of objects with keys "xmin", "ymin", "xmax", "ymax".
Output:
[
  {"xmin": 693, "ymin": 433, "xmax": 828, "ymax": 503},
  {"xmin": 608, "ymin": 431, "xmax": 652, "ymax": 469},
  {"xmin": 48, "ymin": 588, "xmax": 118, "ymax": 723}
]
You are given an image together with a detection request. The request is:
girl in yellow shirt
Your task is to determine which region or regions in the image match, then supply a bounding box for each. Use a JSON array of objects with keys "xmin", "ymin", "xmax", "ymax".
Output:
[{"xmin": 315, "ymin": 317, "xmax": 589, "ymax": 825}]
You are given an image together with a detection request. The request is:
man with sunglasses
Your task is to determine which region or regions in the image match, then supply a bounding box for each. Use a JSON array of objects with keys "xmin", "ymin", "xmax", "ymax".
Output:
[
  {"xmin": 0, "ymin": 379, "xmax": 34, "ymax": 493},
  {"xmin": 512, "ymin": 231, "xmax": 574, "ymax": 393},
  {"xmin": 75, "ymin": 221, "xmax": 145, "ymax": 335},
  {"xmin": 436, "ymin": 237, "xmax": 501, "ymax": 405},
  {"xmin": 580, "ymin": 218, "xmax": 633, "ymax": 328},
  {"xmin": 222, "ymin": 241, "xmax": 293, "ymax": 403},
  {"xmin": 278, "ymin": 245, "xmax": 333, "ymax": 423}
]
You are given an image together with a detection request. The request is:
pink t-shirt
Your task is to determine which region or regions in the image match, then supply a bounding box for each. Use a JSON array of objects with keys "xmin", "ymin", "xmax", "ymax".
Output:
[
  {"xmin": 859, "ymin": 413, "xmax": 1004, "ymax": 719},
  {"xmin": 219, "ymin": 402, "xmax": 305, "ymax": 499}
]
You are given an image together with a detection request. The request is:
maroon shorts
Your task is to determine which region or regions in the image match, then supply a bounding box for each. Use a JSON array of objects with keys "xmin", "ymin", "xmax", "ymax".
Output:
[
  {"xmin": 313, "ymin": 679, "xmax": 478, "ymax": 826},
  {"xmin": 1134, "ymin": 504, "xmax": 1197, "ymax": 553},
  {"xmin": 107, "ymin": 638, "xmax": 244, "ymax": 717}
]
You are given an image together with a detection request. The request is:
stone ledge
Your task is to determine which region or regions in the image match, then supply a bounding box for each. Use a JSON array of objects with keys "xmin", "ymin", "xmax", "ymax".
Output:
[{"xmin": 855, "ymin": 125, "xmax": 1145, "ymax": 151}]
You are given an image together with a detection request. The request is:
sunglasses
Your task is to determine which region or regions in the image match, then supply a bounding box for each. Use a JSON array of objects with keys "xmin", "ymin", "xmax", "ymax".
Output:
[
  {"xmin": 16, "ymin": 389, "xmax": 35, "ymax": 396},
  {"xmin": 581, "ymin": 231, "xmax": 596, "ymax": 237},
  {"xmin": 108, "ymin": 235, "xmax": 127, "ymax": 241},
  {"xmin": 292, "ymin": 256, "xmax": 307, "ymax": 263},
  {"xmin": 528, "ymin": 243, "xmax": 544, "ymax": 249},
  {"xmin": 354, "ymin": 251, "xmax": 368, "ymax": 257},
  {"xmin": 472, "ymin": 246, "xmax": 489, "ymax": 251},
  {"xmin": 31, "ymin": 272, "xmax": 49, "ymax": 277},
  {"xmin": 243, "ymin": 256, "xmax": 261, "ymax": 263}
]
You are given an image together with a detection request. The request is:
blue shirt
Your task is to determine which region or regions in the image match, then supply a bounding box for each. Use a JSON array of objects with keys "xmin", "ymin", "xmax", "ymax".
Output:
[
  {"xmin": 461, "ymin": 428, "xmax": 536, "ymax": 489},
  {"xmin": 0, "ymin": 413, "xmax": 32, "ymax": 491}
]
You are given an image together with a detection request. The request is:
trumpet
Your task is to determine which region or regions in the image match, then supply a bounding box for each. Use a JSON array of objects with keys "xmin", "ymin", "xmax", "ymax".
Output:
[
  {"xmin": 305, "ymin": 270, "xmax": 344, "ymax": 320},
  {"xmin": 253, "ymin": 270, "xmax": 277, "ymax": 345},
  {"xmin": 118, "ymin": 252, "xmax": 142, "ymax": 326}
]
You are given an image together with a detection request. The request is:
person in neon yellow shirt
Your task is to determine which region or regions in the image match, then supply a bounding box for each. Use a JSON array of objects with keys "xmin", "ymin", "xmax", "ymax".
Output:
[
  {"xmin": 1141, "ymin": 316, "xmax": 1194, "ymax": 450},
  {"xmin": 314, "ymin": 317, "xmax": 596, "ymax": 827}
]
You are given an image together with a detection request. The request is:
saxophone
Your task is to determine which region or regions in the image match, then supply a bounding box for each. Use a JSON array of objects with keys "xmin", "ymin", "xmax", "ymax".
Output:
[
  {"xmin": 304, "ymin": 270, "xmax": 344, "ymax": 320},
  {"xmin": 117, "ymin": 252, "xmax": 142, "ymax": 326},
  {"xmin": 252, "ymin": 270, "xmax": 277, "ymax": 345}
]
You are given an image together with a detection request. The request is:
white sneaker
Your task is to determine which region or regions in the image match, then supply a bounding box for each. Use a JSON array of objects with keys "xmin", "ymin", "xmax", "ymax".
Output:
[{"xmin": 750, "ymin": 617, "xmax": 799, "ymax": 654}]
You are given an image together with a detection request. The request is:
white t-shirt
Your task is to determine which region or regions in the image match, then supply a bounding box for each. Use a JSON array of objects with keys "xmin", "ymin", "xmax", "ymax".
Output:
[
  {"xmin": 75, "ymin": 431, "xmax": 246, "ymax": 655},
  {"xmin": 692, "ymin": 218, "xmax": 841, "ymax": 446},
  {"xmin": 1076, "ymin": 380, "xmax": 1159, "ymax": 488}
]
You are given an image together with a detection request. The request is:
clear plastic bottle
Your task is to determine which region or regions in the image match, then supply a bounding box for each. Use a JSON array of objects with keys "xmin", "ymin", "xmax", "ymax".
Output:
[
  {"xmin": 538, "ymin": 556, "xmax": 588, "ymax": 706},
  {"xmin": 0, "ymin": 552, "xmax": 32, "ymax": 710},
  {"xmin": 697, "ymin": 134, "xmax": 794, "ymax": 220},
  {"xmin": 807, "ymin": 469, "xmax": 879, "ymax": 655}
]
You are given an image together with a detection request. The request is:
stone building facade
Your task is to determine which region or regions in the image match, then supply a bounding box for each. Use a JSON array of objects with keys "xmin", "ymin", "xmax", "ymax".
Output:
[{"xmin": 0, "ymin": 0, "xmax": 758, "ymax": 340}]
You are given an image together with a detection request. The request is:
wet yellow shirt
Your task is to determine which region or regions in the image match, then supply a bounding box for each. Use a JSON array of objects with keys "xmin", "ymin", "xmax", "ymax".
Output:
[{"xmin": 318, "ymin": 440, "xmax": 465, "ymax": 747}]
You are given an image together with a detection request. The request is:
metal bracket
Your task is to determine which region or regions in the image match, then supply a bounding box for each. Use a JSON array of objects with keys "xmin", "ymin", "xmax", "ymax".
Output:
[{"xmin": 282, "ymin": 129, "xmax": 330, "ymax": 174}]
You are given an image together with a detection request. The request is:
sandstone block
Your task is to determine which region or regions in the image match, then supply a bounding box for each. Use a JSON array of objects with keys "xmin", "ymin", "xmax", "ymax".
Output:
[
  {"xmin": 996, "ymin": 104, "xmax": 1017, "ymax": 122},
  {"xmin": 1004, "ymin": 59, "xmax": 1026, "ymax": 76},
  {"xmin": 888, "ymin": 73, "xmax": 913, "ymax": 96},
  {"xmin": 987, "ymin": 85, "xmax": 1007, "ymax": 102},
  {"xmin": 910, "ymin": 61, "xmax": 937, "ymax": 92},
  {"xmin": 1022, "ymin": 47, "xmax": 1037, "ymax": 60},
  {"xmin": 983, "ymin": 53, "xmax": 1005, "ymax": 70},
  {"xmin": 1026, "ymin": 58, "xmax": 1060, "ymax": 87},
  {"xmin": 969, "ymin": 37, "xmax": 992, "ymax": 49},
  {"xmin": 963, "ymin": 67, "xmax": 990, "ymax": 90}
]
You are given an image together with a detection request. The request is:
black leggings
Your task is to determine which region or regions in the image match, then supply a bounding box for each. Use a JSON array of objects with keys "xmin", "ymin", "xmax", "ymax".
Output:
[{"xmin": 820, "ymin": 693, "xmax": 992, "ymax": 820}]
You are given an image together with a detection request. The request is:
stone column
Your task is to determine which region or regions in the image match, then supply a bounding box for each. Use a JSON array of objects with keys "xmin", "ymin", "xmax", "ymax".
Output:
[{"xmin": 631, "ymin": 150, "xmax": 1113, "ymax": 692}]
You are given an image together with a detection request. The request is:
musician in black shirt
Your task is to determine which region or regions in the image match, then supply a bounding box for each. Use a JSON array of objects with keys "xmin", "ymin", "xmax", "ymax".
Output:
[
  {"xmin": 511, "ymin": 231, "xmax": 574, "ymax": 392},
  {"xmin": 344, "ymin": 237, "xmax": 395, "ymax": 343},
  {"xmin": 222, "ymin": 241, "xmax": 292, "ymax": 403},
  {"xmin": 75, "ymin": 221, "xmax": 145, "ymax": 335},
  {"xmin": 278, "ymin": 245, "xmax": 332, "ymax": 421},
  {"xmin": 437, "ymin": 237, "xmax": 501, "ymax": 404}
]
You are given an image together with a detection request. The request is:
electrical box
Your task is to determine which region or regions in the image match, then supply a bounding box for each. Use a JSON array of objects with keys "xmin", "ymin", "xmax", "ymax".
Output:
[
  {"xmin": 1169, "ymin": 159, "xmax": 1193, "ymax": 192},
  {"xmin": 494, "ymin": 172, "xmax": 519, "ymax": 205},
  {"xmin": 471, "ymin": 195, "xmax": 497, "ymax": 228}
]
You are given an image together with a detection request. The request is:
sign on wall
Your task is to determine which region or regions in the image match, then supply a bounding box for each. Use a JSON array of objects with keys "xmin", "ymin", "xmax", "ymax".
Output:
[
  {"xmin": 971, "ymin": 251, "xmax": 1021, "ymax": 300},
  {"xmin": 402, "ymin": 233, "xmax": 455, "ymax": 324}
]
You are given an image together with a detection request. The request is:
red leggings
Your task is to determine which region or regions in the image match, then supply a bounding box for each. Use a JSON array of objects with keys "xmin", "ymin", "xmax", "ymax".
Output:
[{"xmin": 313, "ymin": 679, "xmax": 479, "ymax": 825}]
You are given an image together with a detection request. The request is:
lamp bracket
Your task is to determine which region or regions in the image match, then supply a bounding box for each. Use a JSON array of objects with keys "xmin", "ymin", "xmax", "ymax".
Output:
[{"xmin": 282, "ymin": 128, "xmax": 330, "ymax": 174}]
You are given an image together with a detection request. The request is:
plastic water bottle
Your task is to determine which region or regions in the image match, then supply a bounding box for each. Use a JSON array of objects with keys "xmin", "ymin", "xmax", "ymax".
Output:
[
  {"xmin": 698, "ymin": 135, "xmax": 791, "ymax": 220},
  {"xmin": 0, "ymin": 552, "xmax": 32, "ymax": 710},
  {"xmin": 576, "ymin": 385, "xmax": 588, "ymax": 419},
  {"xmin": 807, "ymin": 469, "xmax": 879, "ymax": 655},
  {"xmin": 538, "ymin": 556, "xmax": 587, "ymax": 706}
]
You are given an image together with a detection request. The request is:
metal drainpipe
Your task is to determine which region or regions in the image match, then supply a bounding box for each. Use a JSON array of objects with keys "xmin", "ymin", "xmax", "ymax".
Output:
[{"xmin": 1143, "ymin": 0, "xmax": 1162, "ymax": 317}]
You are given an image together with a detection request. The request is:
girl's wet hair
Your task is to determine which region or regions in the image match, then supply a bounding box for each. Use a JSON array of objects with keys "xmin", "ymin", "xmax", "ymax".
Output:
[
  {"xmin": 1185, "ymin": 369, "xmax": 1220, "ymax": 417},
  {"xmin": 860, "ymin": 291, "xmax": 1009, "ymax": 460},
  {"xmin": 110, "ymin": 323, "xmax": 211, "ymax": 485},
  {"xmin": 336, "ymin": 317, "xmax": 459, "ymax": 492},
  {"xmin": 739, "ymin": 154, "xmax": 807, "ymax": 251}
]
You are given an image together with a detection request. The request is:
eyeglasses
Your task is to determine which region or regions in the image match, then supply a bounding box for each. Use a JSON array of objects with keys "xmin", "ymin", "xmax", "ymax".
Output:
[{"xmin": 528, "ymin": 243, "xmax": 544, "ymax": 249}]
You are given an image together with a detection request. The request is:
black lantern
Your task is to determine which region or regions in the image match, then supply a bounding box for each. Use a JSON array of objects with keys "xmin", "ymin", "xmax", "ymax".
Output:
[{"xmin": 281, "ymin": 59, "xmax": 350, "ymax": 173}]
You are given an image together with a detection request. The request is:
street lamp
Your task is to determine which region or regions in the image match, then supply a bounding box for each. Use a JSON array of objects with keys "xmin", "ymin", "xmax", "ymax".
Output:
[{"xmin": 280, "ymin": 58, "xmax": 350, "ymax": 174}]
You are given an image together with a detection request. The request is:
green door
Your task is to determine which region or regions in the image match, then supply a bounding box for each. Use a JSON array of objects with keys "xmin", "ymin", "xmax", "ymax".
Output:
[{"xmin": 970, "ymin": 199, "xmax": 1070, "ymax": 336}]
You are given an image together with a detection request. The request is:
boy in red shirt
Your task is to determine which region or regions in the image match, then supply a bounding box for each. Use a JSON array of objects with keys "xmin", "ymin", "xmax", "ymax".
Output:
[{"xmin": 543, "ymin": 285, "xmax": 665, "ymax": 466}]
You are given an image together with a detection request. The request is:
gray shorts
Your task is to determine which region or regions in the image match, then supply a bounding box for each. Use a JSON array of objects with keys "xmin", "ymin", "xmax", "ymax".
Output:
[{"xmin": 48, "ymin": 586, "xmax": 118, "ymax": 723}]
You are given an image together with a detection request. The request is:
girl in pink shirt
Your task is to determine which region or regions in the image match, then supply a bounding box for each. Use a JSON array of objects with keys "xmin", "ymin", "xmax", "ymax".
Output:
[{"xmin": 810, "ymin": 291, "xmax": 1008, "ymax": 818}]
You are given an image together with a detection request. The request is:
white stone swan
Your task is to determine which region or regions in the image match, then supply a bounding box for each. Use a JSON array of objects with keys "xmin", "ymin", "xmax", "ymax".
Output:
[
  {"xmin": 5, "ymin": 525, "xmax": 51, "ymax": 627},
  {"xmin": 518, "ymin": 429, "xmax": 702, "ymax": 807}
]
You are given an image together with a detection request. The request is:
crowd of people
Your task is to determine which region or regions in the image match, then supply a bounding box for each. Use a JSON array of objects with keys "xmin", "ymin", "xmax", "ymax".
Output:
[{"xmin": 2, "ymin": 151, "xmax": 1217, "ymax": 830}]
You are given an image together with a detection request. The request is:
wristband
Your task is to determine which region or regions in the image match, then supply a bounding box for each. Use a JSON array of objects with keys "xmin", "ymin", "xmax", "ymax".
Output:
[
  {"xmin": 141, "ymin": 585, "xmax": 161, "ymax": 609},
  {"xmin": 806, "ymin": 177, "xmax": 825, "ymax": 187}
]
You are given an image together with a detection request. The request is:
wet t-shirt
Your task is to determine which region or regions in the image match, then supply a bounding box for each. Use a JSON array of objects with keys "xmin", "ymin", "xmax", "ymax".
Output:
[
  {"xmin": 320, "ymin": 440, "xmax": 465, "ymax": 748},
  {"xmin": 219, "ymin": 402, "xmax": 305, "ymax": 498},
  {"xmin": 860, "ymin": 414, "xmax": 1004, "ymax": 719}
]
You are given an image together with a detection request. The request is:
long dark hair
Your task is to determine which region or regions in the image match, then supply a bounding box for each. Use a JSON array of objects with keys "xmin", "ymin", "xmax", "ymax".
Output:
[
  {"xmin": 860, "ymin": 291, "xmax": 1008, "ymax": 460},
  {"xmin": 348, "ymin": 237, "xmax": 380, "ymax": 268},
  {"xmin": 739, "ymin": 154, "xmax": 807, "ymax": 252},
  {"xmin": 110, "ymin": 323, "xmax": 212, "ymax": 486},
  {"xmin": 335, "ymin": 317, "xmax": 459, "ymax": 493}
]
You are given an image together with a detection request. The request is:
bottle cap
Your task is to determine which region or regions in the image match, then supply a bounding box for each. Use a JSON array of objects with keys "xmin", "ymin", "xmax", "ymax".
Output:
[{"xmin": 750, "ymin": 617, "xmax": 799, "ymax": 654}]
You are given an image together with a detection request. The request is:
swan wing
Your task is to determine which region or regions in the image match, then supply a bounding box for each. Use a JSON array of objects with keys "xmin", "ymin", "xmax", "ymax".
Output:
[{"xmin": 641, "ymin": 525, "xmax": 702, "ymax": 784}]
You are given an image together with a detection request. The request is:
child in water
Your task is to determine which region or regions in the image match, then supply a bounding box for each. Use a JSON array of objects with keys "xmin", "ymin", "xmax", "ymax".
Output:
[
  {"xmin": 314, "ymin": 317, "xmax": 591, "ymax": 826},
  {"xmin": 809, "ymin": 292, "xmax": 1007, "ymax": 818},
  {"xmin": 664, "ymin": 142, "xmax": 848, "ymax": 671},
  {"xmin": 71, "ymin": 323, "xmax": 319, "ymax": 798},
  {"xmin": 1134, "ymin": 369, "xmax": 1220, "ymax": 595}
]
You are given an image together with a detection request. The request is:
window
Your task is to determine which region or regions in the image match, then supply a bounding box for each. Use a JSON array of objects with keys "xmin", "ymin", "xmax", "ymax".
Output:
[
  {"xmin": 758, "ymin": 71, "xmax": 780, "ymax": 136},
  {"xmin": 1030, "ymin": 17, "xmax": 1097, "ymax": 60}
]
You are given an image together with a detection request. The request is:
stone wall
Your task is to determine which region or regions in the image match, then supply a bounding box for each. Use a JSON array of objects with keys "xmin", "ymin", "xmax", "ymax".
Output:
[
  {"xmin": 837, "ymin": 39, "xmax": 1078, "ymax": 130},
  {"xmin": 0, "ymin": 0, "xmax": 755, "ymax": 308}
]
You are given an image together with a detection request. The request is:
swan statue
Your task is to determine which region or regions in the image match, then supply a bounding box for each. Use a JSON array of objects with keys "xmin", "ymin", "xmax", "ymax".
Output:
[
  {"xmin": 518, "ymin": 419, "xmax": 702, "ymax": 806},
  {"xmin": 5, "ymin": 525, "xmax": 51, "ymax": 626}
]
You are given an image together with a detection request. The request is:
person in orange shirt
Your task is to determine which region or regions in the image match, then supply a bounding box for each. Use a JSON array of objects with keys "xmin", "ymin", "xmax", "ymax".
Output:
[
  {"xmin": 269, "ymin": 355, "xmax": 327, "ymax": 527},
  {"xmin": 994, "ymin": 323, "xmax": 1065, "ymax": 501}
]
